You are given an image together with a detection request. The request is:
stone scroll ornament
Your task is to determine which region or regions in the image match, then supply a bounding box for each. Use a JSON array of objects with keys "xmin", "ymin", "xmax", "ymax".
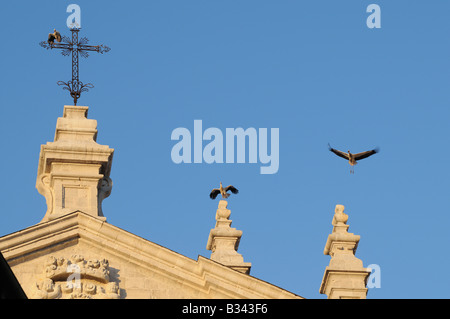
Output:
[{"xmin": 33, "ymin": 255, "xmax": 120, "ymax": 299}]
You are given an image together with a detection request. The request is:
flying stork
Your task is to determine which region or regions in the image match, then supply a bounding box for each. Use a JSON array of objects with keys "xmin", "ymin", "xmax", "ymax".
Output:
[{"xmin": 328, "ymin": 143, "xmax": 379, "ymax": 174}]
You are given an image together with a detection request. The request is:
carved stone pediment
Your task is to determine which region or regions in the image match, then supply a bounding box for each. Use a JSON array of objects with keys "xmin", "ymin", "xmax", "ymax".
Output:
[{"xmin": 33, "ymin": 255, "xmax": 121, "ymax": 299}]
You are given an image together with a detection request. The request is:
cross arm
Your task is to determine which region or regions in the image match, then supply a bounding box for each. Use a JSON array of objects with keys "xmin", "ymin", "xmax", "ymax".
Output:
[
  {"xmin": 78, "ymin": 44, "xmax": 111, "ymax": 54},
  {"xmin": 39, "ymin": 41, "xmax": 73, "ymax": 51}
]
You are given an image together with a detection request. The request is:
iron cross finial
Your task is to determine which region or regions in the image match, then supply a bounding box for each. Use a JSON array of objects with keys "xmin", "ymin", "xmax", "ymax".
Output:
[{"xmin": 40, "ymin": 27, "xmax": 110, "ymax": 106}]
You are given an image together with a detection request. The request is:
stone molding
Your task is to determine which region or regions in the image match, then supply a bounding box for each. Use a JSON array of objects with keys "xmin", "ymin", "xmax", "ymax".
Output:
[{"xmin": 0, "ymin": 211, "xmax": 302, "ymax": 299}]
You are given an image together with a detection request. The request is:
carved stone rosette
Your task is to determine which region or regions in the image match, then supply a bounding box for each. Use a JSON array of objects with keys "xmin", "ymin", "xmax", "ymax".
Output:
[{"xmin": 33, "ymin": 255, "xmax": 121, "ymax": 299}]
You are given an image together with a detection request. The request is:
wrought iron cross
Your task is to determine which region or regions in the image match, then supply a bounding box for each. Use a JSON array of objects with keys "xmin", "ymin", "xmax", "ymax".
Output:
[{"xmin": 40, "ymin": 28, "xmax": 110, "ymax": 105}]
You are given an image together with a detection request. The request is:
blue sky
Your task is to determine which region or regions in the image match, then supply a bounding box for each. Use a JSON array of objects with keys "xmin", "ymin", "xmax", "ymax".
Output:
[{"xmin": 1, "ymin": 1, "xmax": 450, "ymax": 299}]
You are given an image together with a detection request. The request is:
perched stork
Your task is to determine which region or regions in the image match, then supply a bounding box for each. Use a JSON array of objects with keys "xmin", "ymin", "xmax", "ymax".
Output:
[
  {"xmin": 210, "ymin": 182, "xmax": 239, "ymax": 199},
  {"xmin": 48, "ymin": 29, "xmax": 61, "ymax": 44},
  {"xmin": 328, "ymin": 143, "xmax": 379, "ymax": 174}
]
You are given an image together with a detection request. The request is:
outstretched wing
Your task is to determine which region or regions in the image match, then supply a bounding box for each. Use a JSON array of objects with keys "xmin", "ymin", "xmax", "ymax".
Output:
[
  {"xmin": 225, "ymin": 185, "xmax": 239, "ymax": 194},
  {"xmin": 328, "ymin": 144, "xmax": 349, "ymax": 160},
  {"xmin": 210, "ymin": 189, "xmax": 221, "ymax": 199},
  {"xmin": 354, "ymin": 148, "xmax": 379, "ymax": 161}
]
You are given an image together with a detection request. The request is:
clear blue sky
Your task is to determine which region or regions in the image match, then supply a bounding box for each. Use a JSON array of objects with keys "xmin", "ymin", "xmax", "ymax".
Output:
[{"xmin": 1, "ymin": 0, "xmax": 449, "ymax": 299}]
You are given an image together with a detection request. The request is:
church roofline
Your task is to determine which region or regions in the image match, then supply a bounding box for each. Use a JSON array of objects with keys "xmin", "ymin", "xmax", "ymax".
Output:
[{"xmin": 0, "ymin": 211, "xmax": 303, "ymax": 299}]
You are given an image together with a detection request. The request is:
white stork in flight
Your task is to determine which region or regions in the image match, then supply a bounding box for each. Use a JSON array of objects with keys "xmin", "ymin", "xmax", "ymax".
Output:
[
  {"xmin": 328, "ymin": 143, "xmax": 379, "ymax": 174},
  {"xmin": 210, "ymin": 182, "xmax": 239, "ymax": 199}
]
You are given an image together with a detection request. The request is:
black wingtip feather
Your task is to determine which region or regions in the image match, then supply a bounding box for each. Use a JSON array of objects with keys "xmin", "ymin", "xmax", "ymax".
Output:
[{"xmin": 210, "ymin": 190, "xmax": 220, "ymax": 199}]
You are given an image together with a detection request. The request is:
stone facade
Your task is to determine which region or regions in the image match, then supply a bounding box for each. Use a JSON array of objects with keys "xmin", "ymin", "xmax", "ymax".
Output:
[
  {"xmin": 0, "ymin": 105, "xmax": 304, "ymax": 299},
  {"xmin": 0, "ymin": 105, "xmax": 370, "ymax": 299},
  {"xmin": 0, "ymin": 211, "xmax": 303, "ymax": 299}
]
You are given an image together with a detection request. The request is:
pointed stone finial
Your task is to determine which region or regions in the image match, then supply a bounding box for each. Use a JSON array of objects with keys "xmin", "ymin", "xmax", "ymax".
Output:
[
  {"xmin": 319, "ymin": 205, "xmax": 371, "ymax": 299},
  {"xmin": 206, "ymin": 200, "xmax": 251, "ymax": 274},
  {"xmin": 36, "ymin": 105, "xmax": 114, "ymax": 223}
]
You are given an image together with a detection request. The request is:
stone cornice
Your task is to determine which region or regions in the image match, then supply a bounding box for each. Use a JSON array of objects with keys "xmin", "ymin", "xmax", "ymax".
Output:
[{"xmin": 0, "ymin": 212, "xmax": 303, "ymax": 299}]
